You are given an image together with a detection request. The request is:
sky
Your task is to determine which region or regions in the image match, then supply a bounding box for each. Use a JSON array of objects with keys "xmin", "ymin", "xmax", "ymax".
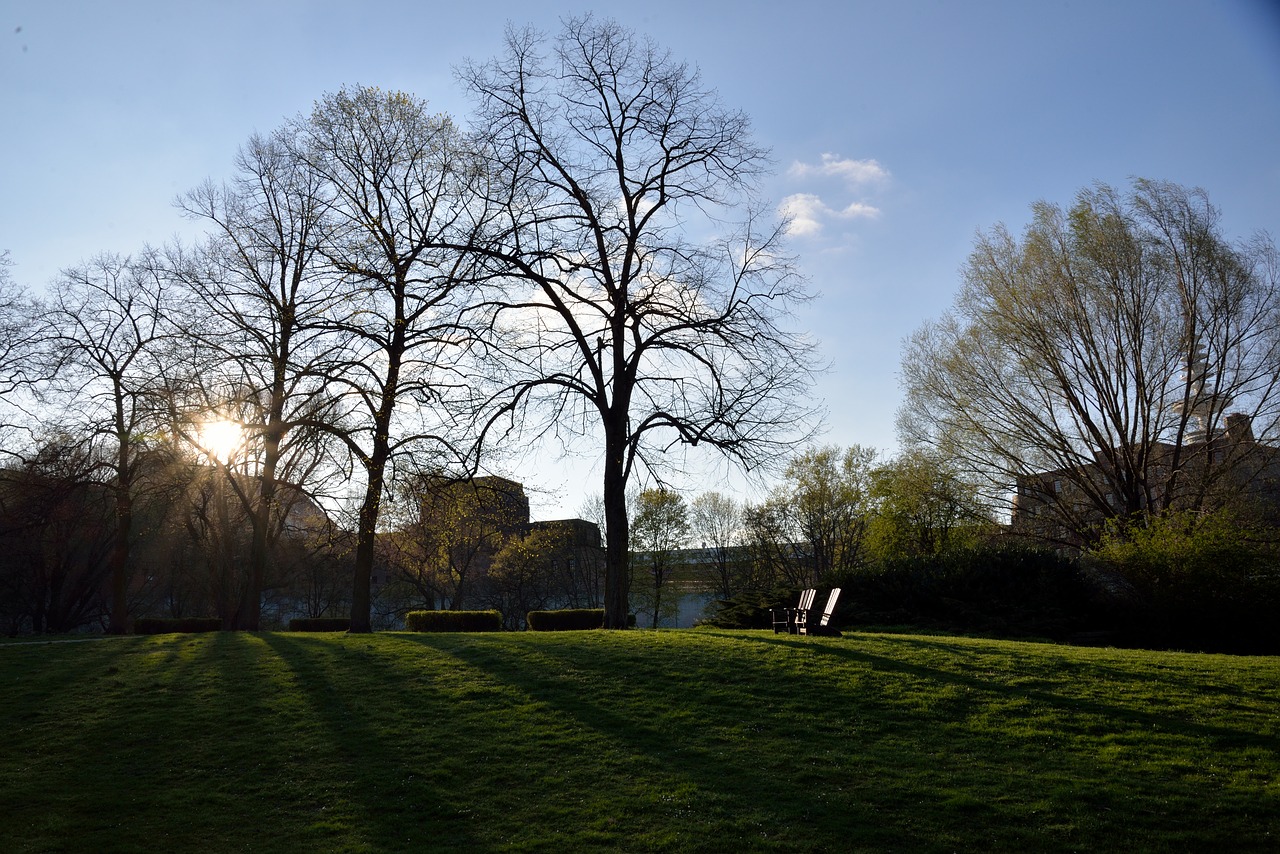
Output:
[{"xmin": 3, "ymin": 0, "xmax": 1279, "ymax": 521}]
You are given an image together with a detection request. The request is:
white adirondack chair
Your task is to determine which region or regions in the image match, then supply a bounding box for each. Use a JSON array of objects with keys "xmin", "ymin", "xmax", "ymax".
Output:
[
  {"xmin": 771, "ymin": 588, "xmax": 816, "ymax": 634},
  {"xmin": 796, "ymin": 588, "xmax": 841, "ymax": 636}
]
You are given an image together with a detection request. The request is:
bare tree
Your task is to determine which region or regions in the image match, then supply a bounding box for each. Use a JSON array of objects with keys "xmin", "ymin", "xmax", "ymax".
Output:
[
  {"xmin": 289, "ymin": 86, "xmax": 488, "ymax": 632},
  {"xmin": 39, "ymin": 253, "xmax": 174, "ymax": 633},
  {"xmin": 459, "ymin": 17, "xmax": 819, "ymax": 627},
  {"xmin": 0, "ymin": 251, "xmax": 41, "ymax": 402},
  {"xmin": 172, "ymin": 128, "xmax": 345, "ymax": 630},
  {"xmin": 900, "ymin": 180, "xmax": 1280, "ymax": 546}
]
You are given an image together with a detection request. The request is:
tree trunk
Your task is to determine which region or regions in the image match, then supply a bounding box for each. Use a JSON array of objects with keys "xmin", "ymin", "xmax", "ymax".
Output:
[
  {"xmin": 107, "ymin": 440, "xmax": 132, "ymax": 635},
  {"xmin": 350, "ymin": 412, "xmax": 393, "ymax": 633},
  {"xmin": 602, "ymin": 425, "xmax": 630, "ymax": 629},
  {"xmin": 240, "ymin": 416, "xmax": 284, "ymax": 632},
  {"xmin": 349, "ymin": 462, "xmax": 384, "ymax": 633}
]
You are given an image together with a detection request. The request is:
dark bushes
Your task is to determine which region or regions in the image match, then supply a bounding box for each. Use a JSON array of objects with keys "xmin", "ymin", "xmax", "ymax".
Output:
[
  {"xmin": 527, "ymin": 609, "xmax": 604, "ymax": 631},
  {"xmin": 702, "ymin": 544, "xmax": 1104, "ymax": 640},
  {"xmin": 134, "ymin": 617, "xmax": 223, "ymax": 635},
  {"xmin": 838, "ymin": 545, "xmax": 1103, "ymax": 640},
  {"xmin": 288, "ymin": 617, "xmax": 351, "ymax": 632},
  {"xmin": 404, "ymin": 610, "xmax": 502, "ymax": 632}
]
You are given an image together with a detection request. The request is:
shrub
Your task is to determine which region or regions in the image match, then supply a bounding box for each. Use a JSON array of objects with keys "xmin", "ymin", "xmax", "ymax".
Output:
[
  {"xmin": 288, "ymin": 617, "xmax": 351, "ymax": 632},
  {"xmin": 134, "ymin": 617, "xmax": 222, "ymax": 635},
  {"xmin": 833, "ymin": 544, "xmax": 1102, "ymax": 639},
  {"xmin": 700, "ymin": 588, "xmax": 807, "ymax": 630},
  {"xmin": 1091, "ymin": 510, "xmax": 1280, "ymax": 654},
  {"xmin": 527, "ymin": 609, "xmax": 605, "ymax": 631},
  {"xmin": 404, "ymin": 610, "xmax": 502, "ymax": 632}
]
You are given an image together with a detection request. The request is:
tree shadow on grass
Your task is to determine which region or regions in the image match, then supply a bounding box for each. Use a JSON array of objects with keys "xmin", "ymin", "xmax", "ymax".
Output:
[
  {"xmin": 710, "ymin": 630, "xmax": 1279, "ymax": 750},
  {"xmin": 257, "ymin": 632, "xmax": 487, "ymax": 853},
  {"xmin": 401, "ymin": 631, "xmax": 1117, "ymax": 852}
]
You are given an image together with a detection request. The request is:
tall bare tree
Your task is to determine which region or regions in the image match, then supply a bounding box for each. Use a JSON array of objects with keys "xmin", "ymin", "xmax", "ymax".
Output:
[
  {"xmin": 290, "ymin": 87, "xmax": 488, "ymax": 632},
  {"xmin": 900, "ymin": 179, "xmax": 1280, "ymax": 545},
  {"xmin": 173, "ymin": 128, "xmax": 344, "ymax": 630},
  {"xmin": 40, "ymin": 252, "xmax": 173, "ymax": 633},
  {"xmin": 460, "ymin": 17, "xmax": 819, "ymax": 627}
]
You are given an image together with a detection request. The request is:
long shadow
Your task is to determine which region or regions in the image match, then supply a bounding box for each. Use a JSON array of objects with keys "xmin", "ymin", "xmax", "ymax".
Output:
[
  {"xmin": 404, "ymin": 631, "xmax": 1154, "ymax": 851},
  {"xmin": 404, "ymin": 632, "xmax": 896, "ymax": 851},
  {"xmin": 259, "ymin": 632, "xmax": 485, "ymax": 852},
  {"xmin": 711, "ymin": 630, "xmax": 1280, "ymax": 749}
]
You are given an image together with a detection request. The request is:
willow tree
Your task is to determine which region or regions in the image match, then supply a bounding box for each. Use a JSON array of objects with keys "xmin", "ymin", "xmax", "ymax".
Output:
[
  {"xmin": 900, "ymin": 180, "xmax": 1280, "ymax": 545},
  {"xmin": 460, "ymin": 18, "xmax": 819, "ymax": 628}
]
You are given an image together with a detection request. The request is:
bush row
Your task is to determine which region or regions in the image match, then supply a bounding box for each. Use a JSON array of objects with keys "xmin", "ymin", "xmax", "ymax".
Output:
[
  {"xmin": 288, "ymin": 617, "xmax": 351, "ymax": 632},
  {"xmin": 527, "ymin": 609, "xmax": 605, "ymax": 631},
  {"xmin": 405, "ymin": 610, "xmax": 502, "ymax": 632},
  {"xmin": 134, "ymin": 617, "xmax": 223, "ymax": 635}
]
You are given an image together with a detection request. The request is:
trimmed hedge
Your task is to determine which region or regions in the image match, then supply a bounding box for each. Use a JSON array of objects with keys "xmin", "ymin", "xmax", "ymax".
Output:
[
  {"xmin": 289, "ymin": 617, "xmax": 351, "ymax": 632},
  {"xmin": 404, "ymin": 610, "xmax": 502, "ymax": 632},
  {"xmin": 134, "ymin": 617, "xmax": 222, "ymax": 635},
  {"xmin": 527, "ymin": 609, "xmax": 605, "ymax": 631}
]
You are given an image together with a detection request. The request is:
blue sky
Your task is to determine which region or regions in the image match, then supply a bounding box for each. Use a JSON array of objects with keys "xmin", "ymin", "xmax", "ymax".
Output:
[{"xmin": 3, "ymin": 0, "xmax": 1279, "ymax": 519}]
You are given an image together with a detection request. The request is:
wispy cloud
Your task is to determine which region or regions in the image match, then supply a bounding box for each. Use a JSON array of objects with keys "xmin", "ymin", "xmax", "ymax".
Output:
[
  {"xmin": 781, "ymin": 153, "xmax": 888, "ymax": 237},
  {"xmin": 788, "ymin": 154, "xmax": 889, "ymax": 186},
  {"xmin": 780, "ymin": 193, "xmax": 880, "ymax": 236}
]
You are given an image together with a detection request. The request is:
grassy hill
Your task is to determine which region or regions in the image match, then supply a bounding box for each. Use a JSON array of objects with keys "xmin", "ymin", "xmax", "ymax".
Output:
[{"xmin": 2, "ymin": 629, "xmax": 1277, "ymax": 852}]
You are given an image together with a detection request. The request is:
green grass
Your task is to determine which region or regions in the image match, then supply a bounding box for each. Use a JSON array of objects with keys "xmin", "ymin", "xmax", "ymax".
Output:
[{"xmin": 1, "ymin": 629, "xmax": 1278, "ymax": 852}]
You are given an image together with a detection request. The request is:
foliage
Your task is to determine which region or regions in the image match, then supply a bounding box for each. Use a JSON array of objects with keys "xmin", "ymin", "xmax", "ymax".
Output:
[
  {"xmin": 403, "ymin": 609, "xmax": 502, "ymax": 632},
  {"xmin": 133, "ymin": 617, "xmax": 222, "ymax": 634},
  {"xmin": 900, "ymin": 179, "xmax": 1280, "ymax": 546},
  {"xmin": 743, "ymin": 445, "xmax": 877, "ymax": 588},
  {"xmin": 865, "ymin": 447, "xmax": 996, "ymax": 561},
  {"xmin": 386, "ymin": 475, "xmax": 528, "ymax": 613},
  {"xmin": 834, "ymin": 544, "xmax": 1104, "ymax": 640},
  {"xmin": 526, "ymin": 609, "xmax": 605, "ymax": 631},
  {"xmin": 1091, "ymin": 509, "xmax": 1280, "ymax": 652},
  {"xmin": 3, "ymin": 631, "xmax": 1279, "ymax": 851},
  {"xmin": 689, "ymin": 491, "xmax": 747, "ymax": 600},
  {"xmin": 0, "ymin": 441, "xmax": 113, "ymax": 633},
  {"xmin": 629, "ymin": 488, "xmax": 690, "ymax": 628},
  {"xmin": 481, "ymin": 524, "xmax": 577, "ymax": 630}
]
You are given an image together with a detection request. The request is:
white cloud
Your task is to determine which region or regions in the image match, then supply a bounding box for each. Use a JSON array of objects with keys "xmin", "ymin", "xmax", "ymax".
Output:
[
  {"xmin": 788, "ymin": 153, "xmax": 889, "ymax": 186},
  {"xmin": 779, "ymin": 192, "xmax": 880, "ymax": 237}
]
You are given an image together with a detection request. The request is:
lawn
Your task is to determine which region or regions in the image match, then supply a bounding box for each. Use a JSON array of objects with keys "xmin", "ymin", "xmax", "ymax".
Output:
[{"xmin": 1, "ymin": 629, "xmax": 1277, "ymax": 852}]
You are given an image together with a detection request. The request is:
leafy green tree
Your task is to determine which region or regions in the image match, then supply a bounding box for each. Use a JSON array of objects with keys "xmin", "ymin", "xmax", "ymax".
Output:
[
  {"xmin": 630, "ymin": 488, "xmax": 690, "ymax": 628},
  {"xmin": 900, "ymin": 179, "xmax": 1280, "ymax": 546},
  {"xmin": 1091, "ymin": 508, "xmax": 1280, "ymax": 651},
  {"xmin": 690, "ymin": 491, "xmax": 745, "ymax": 600},
  {"xmin": 865, "ymin": 449, "xmax": 995, "ymax": 560},
  {"xmin": 484, "ymin": 524, "xmax": 571, "ymax": 630}
]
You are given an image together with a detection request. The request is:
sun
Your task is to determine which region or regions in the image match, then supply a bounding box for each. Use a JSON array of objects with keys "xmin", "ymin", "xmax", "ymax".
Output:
[{"xmin": 200, "ymin": 419, "xmax": 243, "ymax": 464}]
